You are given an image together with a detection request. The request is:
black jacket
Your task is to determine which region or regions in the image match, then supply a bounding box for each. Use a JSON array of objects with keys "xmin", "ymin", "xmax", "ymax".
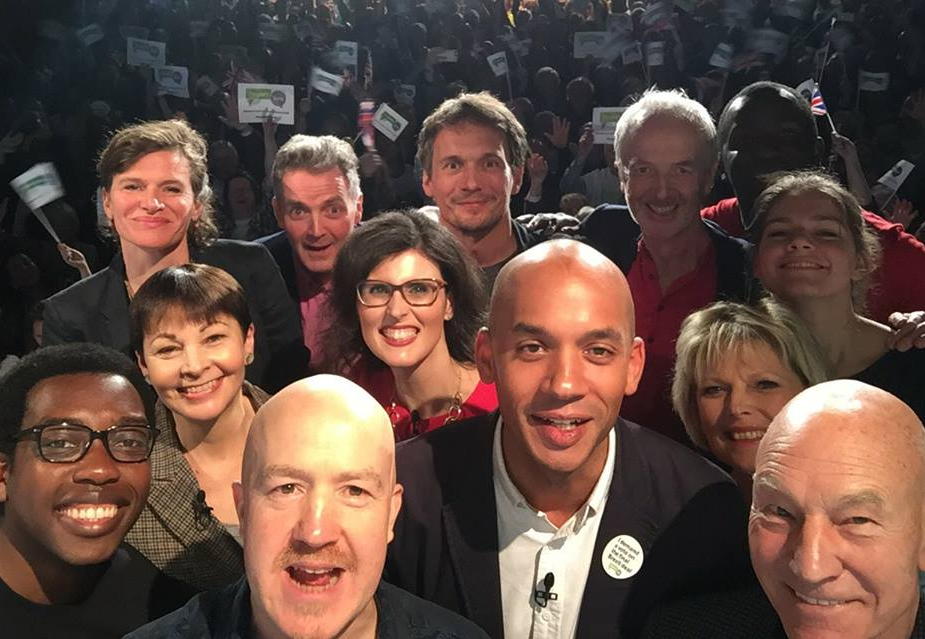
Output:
[
  {"xmin": 42, "ymin": 239, "xmax": 308, "ymax": 392},
  {"xmin": 384, "ymin": 413, "xmax": 752, "ymax": 638}
]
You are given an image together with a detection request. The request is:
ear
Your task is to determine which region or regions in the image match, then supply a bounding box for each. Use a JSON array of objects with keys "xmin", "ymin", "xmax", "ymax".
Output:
[
  {"xmin": 443, "ymin": 292, "xmax": 454, "ymax": 321},
  {"xmin": 136, "ymin": 351, "xmax": 149, "ymax": 378},
  {"xmin": 102, "ymin": 188, "xmax": 114, "ymax": 223},
  {"xmin": 703, "ymin": 159, "xmax": 719, "ymax": 197},
  {"xmin": 232, "ymin": 481, "xmax": 246, "ymax": 533},
  {"xmin": 511, "ymin": 164, "xmax": 525, "ymax": 196},
  {"xmin": 353, "ymin": 195, "xmax": 364, "ymax": 225},
  {"xmin": 0, "ymin": 452, "xmax": 9, "ymax": 504},
  {"xmin": 244, "ymin": 323, "xmax": 256, "ymax": 360},
  {"xmin": 422, "ymin": 170, "xmax": 434, "ymax": 199},
  {"xmin": 622, "ymin": 336, "xmax": 646, "ymax": 397},
  {"xmin": 272, "ymin": 196, "xmax": 284, "ymax": 227},
  {"xmin": 617, "ymin": 164, "xmax": 629, "ymax": 193},
  {"xmin": 387, "ymin": 482, "xmax": 403, "ymax": 544},
  {"xmin": 190, "ymin": 197, "xmax": 204, "ymax": 221},
  {"xmin": 474, "ymin": 327, "xmax": 495, "ymax": 384}
]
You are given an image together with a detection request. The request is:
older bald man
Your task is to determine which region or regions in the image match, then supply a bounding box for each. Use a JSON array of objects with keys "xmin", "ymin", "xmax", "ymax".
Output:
[
  {"xmin": 386, "ymin": 239, "xmax": 751, "ymax": 639},
  {"xmin": 643, "ymin": 380, "xmax": 925, "ymax": 638},
  {"xmin": 128, "ymin": 375, "xmax": 488, "ymax": 639}
]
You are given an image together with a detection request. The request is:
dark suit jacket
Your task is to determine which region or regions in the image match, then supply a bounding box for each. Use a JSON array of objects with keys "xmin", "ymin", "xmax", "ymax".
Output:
[
  {"xmin": 42, "ymin": 239, "xmax": 308, "ymax": 392},
  {"xmin": 579, "ymin": 204, "xmax": 755, "ymax": 303},
  {"xmin": 385, "ymin": 413, "xmax": 752, "ymax": 639},
  {"xmin": 256, "ymin": 230, "xmax": 297, "ymax": 303}
]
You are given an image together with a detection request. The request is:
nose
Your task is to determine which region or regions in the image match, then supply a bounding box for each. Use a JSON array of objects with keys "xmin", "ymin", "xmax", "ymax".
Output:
[
  {"xmin": 727, "ymin": 386, "xmax": 754, "ymax": 417},
  {"xmin": 655, "ymin": 172, "xmax": 671, "ymax": 199},
  {"xmin": 462, "ymin": 164, "xmax": 480, "ymax": 191},
  {"xmin": 306, "ymin": 212, "xmax": 324, "ymax": 238},
  {"xmin": 180, "ymin": 345, "xmax": 207, "ymax": 377},
  {"xmin": 545, "ymin": 349, "xmax": 587, "ymax": 401},
  {"xmin": 384, "ymin": 287, "xmax": 410, "ymax": 318},
  {"xmin": 788, "ymin": 516, "xmax": 842, "ymax": 585},
  {"xmin": 141, "ymin": 189, "xmax": 165, "ymax": 212},
  {"xmin": 787, "ymin": 231, "xmax": 813, "ymax": 251},
  {"xmin": 73, "ymin": 439, "xmax": 120, "ymax": 485},
  {"xmin": 293, "ymin": 492, "xmax": 340, "ymax": 548}
]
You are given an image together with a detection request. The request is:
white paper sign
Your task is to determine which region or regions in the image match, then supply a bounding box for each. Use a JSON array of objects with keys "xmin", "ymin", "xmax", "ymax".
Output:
[
  {"xmin": 622, "ymin": 42, "xmax": 643, "ymax": 65},
  {"xmin": 876, "ymin": 160, "xmax": 915, "ymax": 192},
  {"xmin": 487, "ymin": 51, "xmax": 509, "ymax": 76},
  {"xmin": 859, "ymin": 70, "xmax": 889, "ymax": 92},
  {"xmin": 310, "ymin": 68, "xmax": 344, "ymax": 96},
  {"xmin": 155, "ymin": 65, "xmax": 190, "ymax": 98},
  {"xmin": 795, "ymin": 78, "xmax": 815, "ymax": 102},
  {"xmin": 592, "ymin": 107, "xmax": 627, "ymax": 144},
  {"xmin": 126, "ymin": 37, "xmax": 166, "ymax": 67},
  {"xmin": 10, "ymin": 163, "xmax": 65, "ymax": 211},
  {"xmin": 237, "ymin": 83, "xmax": 295, "ymax": 125},
  {"xmin": 335, "ymin": 40, "xmax": 358, "ymax": 66},
  {"xmin": 747, "ymin": 28, "xmax": 789, "ymax": 60},
  {"xmin": 574, "ymin": 31, "xmax": 608, "ymax": 58},
  {"xmin": 76, "ymin": 23, "xmax": 104, "ymax": 46},
  {"xmin": 372, "ymin": 104, "xmax": 409, "ymax": 141},
  {"xmin": 395, "ymin": 84, "xmax": 416, "ymax": 106},
  {"xmin": 709, "ymin": 43, "xmax": 734, "ymax": 69},
  {"xmin": 645, "ymin": 41, "xmax": 665, "ymax": 67},
  {"xmin": 258, "ymin": 23, "xmax": 289, "ymax": 42},
  {"xmin": 430, "ymin": 47, "xmax": 459, "ymax": 63}
]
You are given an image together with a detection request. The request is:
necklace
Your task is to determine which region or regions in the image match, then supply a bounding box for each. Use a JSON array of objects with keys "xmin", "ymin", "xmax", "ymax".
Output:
[{"xmin": 388, "ymin": 366, "xmax": 464, "ymax": 432}]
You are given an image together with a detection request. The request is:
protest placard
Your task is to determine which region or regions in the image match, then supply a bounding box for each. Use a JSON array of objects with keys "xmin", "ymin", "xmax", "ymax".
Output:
[
  {"xmin": 592, "ymin": 107, "xmax": 627, "ymax": 144},
  {"xmin": 310, "ymin": 68, "xmax": 344, "ymax": 96},
  {"xmin": 372, "ymin": 104, "xmax": 409, "ymax": 142},
  {"xmin": 645, "ymin": 41, "xmax": 666, "ymax": 67},
  {"xmin": 155, "ymin": 65, "xmax": 190, "ymax": 98},
  {"xmin": 76, "ymin": 23, "xmax": 104, "ymax": 46},
  {"xmin": 429, "ymin": 48, "xmax": 459, "ymax": 63},
  {"xmin": 10, "ymin": 164, "xmax": 65, "ymax": 213},
  {"xmin": 335, "ymin": 40, "xmax": 359, "ymax": 67},
  {"xmin": 237, "ymin": 83, "xmax": 295, "ymax": 125},
  {"xmin": 126, "ymin": 37, "xmax": 166, "ymax": 67},
  {"xmin": 574, "ymin": 31, "xmax": 608, "ymax": 58},
  {"xmin": 487, "ymin": 51, "xmax": 509, "ymax": 76},
  {"xmin": 709, "ymin": 43, "xmax": 734, "ymax": 69},
  {"xmin": 872, "ymin": 160, "xmax": 915, "ymax": 208}
]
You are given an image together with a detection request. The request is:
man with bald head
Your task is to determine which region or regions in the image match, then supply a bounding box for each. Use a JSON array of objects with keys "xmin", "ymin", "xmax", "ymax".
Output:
[
  {"xmin": 386, "ymin": 239, "xmax": 751, "ymax": 638},
  {"xmin": 643, "ymin": 380, "xmax": 925, "ymax": 638},
  {"xmin": 128, "ymin": 375, "xmax": 488, "ymax": 639}
]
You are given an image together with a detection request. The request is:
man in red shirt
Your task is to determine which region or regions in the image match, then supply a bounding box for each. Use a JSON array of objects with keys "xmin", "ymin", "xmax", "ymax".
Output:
[{"xmin": 704, "ymin": 81, "xmax": 925, "ymax": 324}]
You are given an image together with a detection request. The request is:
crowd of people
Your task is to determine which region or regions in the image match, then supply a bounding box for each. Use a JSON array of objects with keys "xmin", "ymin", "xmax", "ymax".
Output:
[{"xmin": 3, "ymin": 0, "xmax": 925, "ymax": 637}]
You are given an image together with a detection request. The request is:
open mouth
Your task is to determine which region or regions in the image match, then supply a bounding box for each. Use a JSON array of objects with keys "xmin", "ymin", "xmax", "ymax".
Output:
[
  {"xmin": 380, "ymin": 327, "xmax": 419, "ymax": 346},
  {"xmin": 646, "ymin": 203, "xmax": 678, "ymax": 217},
  {"xmin": 178, "ymin": 377, "xmax": 222, "ymax": 397},
  {"xmin": 59, "ymin": 504, "xmax": 119, "ymax": 522},
  {"xmin": 304, "ymin": 243, "xmax": 334, "ymax": 252},
  {"xmin": 286, "ymin": 565, "xmax": 344, "ymax": 590},
  {"xmin": 55, "ymin": 501, "xmax": 126, "ymax": 536},
  {"xmin": 792, "ymin": 588, "xmax": 849, "ymax": 607},
  {"xmin": 727, "ymin": 429, "xmax": 766, "ymax": 441},
  {"xmin": 780, "ymin": 261, "xmax": 825, "ymax": 270},
  {"xmin": 530, "ymin": 414, "xmax": 592, "ymax": 448}
]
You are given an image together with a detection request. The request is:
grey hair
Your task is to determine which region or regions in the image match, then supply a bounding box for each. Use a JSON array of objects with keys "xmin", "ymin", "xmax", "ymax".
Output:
[
  {"xmin": 614, "ymin": 88, "xmax": 717, "ymax": 175},
  {"xmin": 272, "ymin": 135, "xmax": 361, "ymax": 201}
]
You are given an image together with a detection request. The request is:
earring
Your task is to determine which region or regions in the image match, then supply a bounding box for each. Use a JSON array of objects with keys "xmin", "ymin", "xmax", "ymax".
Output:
[{"xmin": 245, "ymin": 353, "xmax": 254, "ymax": 365}]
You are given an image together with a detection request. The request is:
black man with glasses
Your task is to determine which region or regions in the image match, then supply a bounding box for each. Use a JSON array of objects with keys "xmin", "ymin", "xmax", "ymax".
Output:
[
  {"xmin": 328, "ymin": 209, "xmax": 496, "ymax": 441},
  {"xmin": 0, "ymin": 343, "xmax": 193, "ymax": 639}
]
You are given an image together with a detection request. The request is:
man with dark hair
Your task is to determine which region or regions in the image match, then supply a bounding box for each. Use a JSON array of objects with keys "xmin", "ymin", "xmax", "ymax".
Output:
[
  {"xmin": 704, "ymin": 80, "xmax": 925, "ymax": 325},
  {"xmin": 418, "ymin": 92, "xmax": 542, "ymax": 289},
  {"xmin": 386, "ymin": 240, "xmax": 750, "ymax": 638},
  {"xmin": 0, "ymin": 343, "xmax": 192, "ymax": 638}
]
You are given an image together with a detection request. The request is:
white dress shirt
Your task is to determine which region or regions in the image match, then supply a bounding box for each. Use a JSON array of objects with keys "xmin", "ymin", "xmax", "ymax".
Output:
[{"xmin": 493, "ymin": 417, "xmax": 616, "ymax": 639}]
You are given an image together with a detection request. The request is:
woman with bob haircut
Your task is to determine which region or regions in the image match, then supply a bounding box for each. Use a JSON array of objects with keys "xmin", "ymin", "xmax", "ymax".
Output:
[
  {"xmin": 125, "ymin": 263, "xmax": 265, "ymax": 591},
  {"xmin": 672, "ymin": 298, "xmax": 828, "ymax": 501},
  {"xmin": 751, "ymin": 170, "xmax": 925, "ymax": 423},
  {"xmin": 41, "ymin": 119, "xmax": 306, "ymax": 392},
  {"xmin": 328, "ymin": 209, "xmax": 496, "ymax": 441}
]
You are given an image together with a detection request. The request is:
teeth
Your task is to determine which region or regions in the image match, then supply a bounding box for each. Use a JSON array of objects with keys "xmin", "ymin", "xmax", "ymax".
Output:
[
  {"xmin": 649, "ymin": 204, "xmax": 675, "ymax": 214},
  {"xmin": 783, "ymin": 262, "xmax": 822, "ymax": 269},
  {"xmin": 63, "ymin": 505, "xmax": 118, "ymax": 521},
  {"xmin": 729, "ymin": 430, "xmax": 766, "ymax": 441},
  {"xmin": 179, "ymin": 379, "xmax": 218, "ymax": 394},
  {"xmin": 794, "ymin": 591, "xmax": 847, "ymax": 606},
  {"xmin": 383, "ymin": 328, "xmax": 417, "ymax": 340},
  {"xmin": 539, "ymin": 417, "xmax": 584, "ymax": 429}
]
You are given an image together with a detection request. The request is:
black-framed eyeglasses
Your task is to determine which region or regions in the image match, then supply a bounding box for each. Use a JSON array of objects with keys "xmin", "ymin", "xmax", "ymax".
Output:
[
  {"xmin": 356, "ymin": 278, "xmax": 447, "ymax": 307},
  {"xmin": 9, "ymin": 423, "xmax": 160, "ymax": 463}
]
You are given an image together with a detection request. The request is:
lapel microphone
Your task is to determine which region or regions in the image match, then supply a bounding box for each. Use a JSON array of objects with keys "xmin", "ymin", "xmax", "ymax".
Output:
[
  {"xmin": 194, "ymin": 489, "xmax": 214, "ymax": 528},
  {"xmin": 534, "ymin": 571, "xmax": 558, "ymax": 608}
]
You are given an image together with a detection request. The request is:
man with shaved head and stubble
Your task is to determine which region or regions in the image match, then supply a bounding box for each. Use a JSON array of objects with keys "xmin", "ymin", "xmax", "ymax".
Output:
[
  {"xmin": 386, "ymin": 239, "xmax": 751, "ymax": 638},
  {"xmin": 643, "ymin": 380, "xmax": 925, "ymax": 638},
  {"xmin": 129, "ymin": 375, "xmax": 488, "ymax": 639}
]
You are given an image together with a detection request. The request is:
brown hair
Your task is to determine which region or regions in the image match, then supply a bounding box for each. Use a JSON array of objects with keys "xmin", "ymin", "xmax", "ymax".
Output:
[
  {"xmin": 416, "ymin": 92, "xmax": 529, "ymax": 175},
  {"xmin": 99, "ymin": 119, "xmax": 217, "ymax": 248},
  {"xmin": 751, "ymin": 170, "xmax": 881, "ymax": 310},
  {"xmin": 129, "ymin": 263, "xmax": 251, "ymax": 354}
]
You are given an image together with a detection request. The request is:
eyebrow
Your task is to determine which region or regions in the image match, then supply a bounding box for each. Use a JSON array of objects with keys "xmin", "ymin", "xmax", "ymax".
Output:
[
  {"xmin": 149, "ymin": 320, "xmax": 229, "ymax": 341},
  {"xmin": 32, "ymin": 415, "xmax": 149, "ymax": 428},
  {"xmin": 258, "ymin": 464, "xmax": 384, "ymax": 490},
  {"xmin": 836, "ymin": 490, "xmax": 886, "ymax": 511},
  {"xmin": 512, "ymin": 322, "xmax": 624, "ymax": 344}
]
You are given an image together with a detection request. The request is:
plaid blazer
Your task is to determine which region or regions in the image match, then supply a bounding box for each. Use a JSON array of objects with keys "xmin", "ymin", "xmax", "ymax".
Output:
[{"xmin": 125, "ymin": 382, "xmax": 270, "ymax": 592}]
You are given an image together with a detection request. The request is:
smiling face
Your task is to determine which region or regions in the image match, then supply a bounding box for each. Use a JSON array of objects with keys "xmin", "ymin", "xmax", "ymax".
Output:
[
  {"xmin": 235, "ymin": 382, "xmax": 401, "ymax": 639},
  {"xmin": 696, "ymin": 341, "xmax": 805, "ymax": 478},
  {"xmin": 273, "ymin": 168, "xmax": 363, "ymax": 276},
  {"xmin": 358, "ymin": 249, "xmax": 453, "ymax": 371},
  {"xmin": 0, "ymin": 373, "xmax": 150, "ymax": 569},
  {"xmin": 102, "ymin": 149, "xmax": 203, "ymax": 253},
  {"xmin": 138, "ymin": 309, "xmax": 254, "ymax": 425},
  {"xmin": 422, "ymin": 122, "xmax": 524, "ymax": 241},
  {"xmin": 478, "ymin": 253, "xmax": 644, "ymax": 481},
  {"xmin": 755, "ymin": 191, "xmax": 860, "ymax": 304},
  {"xmin": 749, "ymin": 392, "xmax": 925, "ymax": 639},
  {"xmin": 619, "ymin": 115, "xmax": 715, "ymax": 242}
]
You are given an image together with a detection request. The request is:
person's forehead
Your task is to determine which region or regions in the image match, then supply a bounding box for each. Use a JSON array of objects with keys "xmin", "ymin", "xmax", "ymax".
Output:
[
  {"xmin": 767, "ymin": 192, "xmax": 844, "ymax": 221},
  {"xmin": 625, "ymin": 116, "xmax": 707, "ymax": 159},
  {"xmin": 433, "ymin": 122, "xmax": 507, "ymax": 157},
  {"xmin": 24, "ymin": 373, "xmax": 144, "ymax": 429},
  {"xmin": 124, "ymin": 149, "xmax": 191, "ymax": 176},
  {"xmin": 282, "ymin": 168, "xmax": 349, "ymax": 191}
]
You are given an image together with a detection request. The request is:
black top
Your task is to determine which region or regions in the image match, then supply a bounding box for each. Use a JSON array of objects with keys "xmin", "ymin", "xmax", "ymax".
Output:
[
  {"xmin": 0, "ymin": 545, "xmax": 194, "ymax": 639},
  {"xmin": 41, "ymin": 239, "xmax": 308, "ymax": 392},
  {"xmin": 125, "ymin": 577, "xmax": 490, "ymax": 639},
  {"xmin": 853, "ymin": 347, "xmax": 925, "ymax": 424},
  {"xmin": 479, "ymin": 219, "xmax": 545, "ymax": 293}
]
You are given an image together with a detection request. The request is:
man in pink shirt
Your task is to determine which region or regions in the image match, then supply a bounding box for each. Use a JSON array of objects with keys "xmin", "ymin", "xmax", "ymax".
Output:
[{"xmin": 259, "ymin": 136, "xmax": 363, "ymax": 373}]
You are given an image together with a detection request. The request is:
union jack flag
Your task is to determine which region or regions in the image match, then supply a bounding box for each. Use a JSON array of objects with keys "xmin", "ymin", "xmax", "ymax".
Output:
[{"xmin": 810, "ymin": 86, "xmax": 828, "ymax": 116}]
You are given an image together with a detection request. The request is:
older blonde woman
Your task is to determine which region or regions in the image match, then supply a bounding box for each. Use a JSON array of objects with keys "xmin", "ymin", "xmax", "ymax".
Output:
[{"xmin": 672, "ymin": 298, "xmax": 828, "ymax": 502}]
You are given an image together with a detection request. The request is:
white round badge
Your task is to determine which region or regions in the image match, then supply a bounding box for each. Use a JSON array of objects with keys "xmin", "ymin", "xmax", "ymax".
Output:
[{"xmin": 601, "ymin": 534, "xmax": 644, "ymax": 579}]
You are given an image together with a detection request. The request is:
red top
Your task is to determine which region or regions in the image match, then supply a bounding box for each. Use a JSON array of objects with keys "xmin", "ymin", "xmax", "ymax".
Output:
[
  {"xmin": 351, "ymin": 364, "xmax": 498, "ymax": 442},
  {"xmin": 622, "ymin": 240, "xmax": 718, "ymax": 445},
  {"xmin": 701, "ymin": 197, "xmax": 925, "ymax": 323}
]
